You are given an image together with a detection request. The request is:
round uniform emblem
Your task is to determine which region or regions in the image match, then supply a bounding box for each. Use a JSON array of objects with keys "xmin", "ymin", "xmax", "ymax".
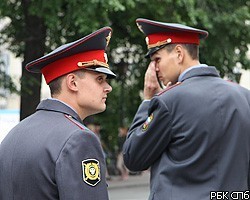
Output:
[
  {"xmin": 142, "ymin": 113, "xmax": 154, "ymax": 131},
  {"xmin": 82, "ymin": 159, "xmax": 101, "ymax": 186}
]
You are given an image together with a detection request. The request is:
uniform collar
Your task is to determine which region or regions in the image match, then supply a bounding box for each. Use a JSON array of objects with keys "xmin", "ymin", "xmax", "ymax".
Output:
[
  {"xmin": 179, "ymin": 66, "xmax": 220, "ymax": 82},
  {"xmin": 178, "ymin": 64, "xmax": 207, "ymax": 82},
  {"xmin": 36, "ymin": 99, "xmax": 82, "ymax": 122}
]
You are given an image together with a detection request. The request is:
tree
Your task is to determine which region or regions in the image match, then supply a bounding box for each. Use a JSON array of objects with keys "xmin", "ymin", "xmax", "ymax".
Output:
[
  {"xmin": 0, "ymin": 21, "xmax": 18, "ymax": 102},
  {"xmin": 94, "ymin": 0, "xmax": 250, "ymax": 151},
  {"xmin": 0, "ymin": 0, "xmax": 135, "ymax": 119},
  {"xmin": 0, "ymin": 56, "xmax": 18, "ymax": 99}
]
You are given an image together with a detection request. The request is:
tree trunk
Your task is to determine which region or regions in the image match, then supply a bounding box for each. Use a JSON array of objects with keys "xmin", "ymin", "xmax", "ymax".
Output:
[{"xmin": 20, "ymin": 0, "xmax": 46, "ymax": 120}]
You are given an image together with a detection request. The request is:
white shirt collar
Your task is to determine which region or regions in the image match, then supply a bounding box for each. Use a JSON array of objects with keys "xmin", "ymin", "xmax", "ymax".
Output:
[
  {"xmin": 178, "ymin": 64, "xmax": 208, "ymax": 82},
  {"xmin": 48, "ymin": 98, "xmax": 78, "ymax": 114}
]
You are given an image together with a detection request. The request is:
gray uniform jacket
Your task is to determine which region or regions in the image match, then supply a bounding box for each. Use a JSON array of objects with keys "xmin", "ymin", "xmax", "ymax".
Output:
[
  {"xmin": 0, "ymin": 99, "xmax": 109, "ymax": 200},
  {"xmin": 123, "ymin": 66, "xmax": 250, "ymax": 200}
]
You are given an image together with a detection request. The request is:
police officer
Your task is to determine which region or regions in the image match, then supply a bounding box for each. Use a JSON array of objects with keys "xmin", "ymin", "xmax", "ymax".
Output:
[
  {"xmin": 0, "ymin": 27, "xmax": 116, "ymax": 200},
  {"xmin": 123, "ymin": 18, "xmax": 250, "ymax": 200}
]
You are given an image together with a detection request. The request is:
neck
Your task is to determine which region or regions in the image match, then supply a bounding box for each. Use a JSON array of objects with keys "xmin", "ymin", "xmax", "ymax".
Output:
[
  {"xmin": 181, "ymin": 59, "xmax": 200, "ymax": 74},
  {"xmin": 55, "ymin": 94, "xmax": 87, "ymax": 121}
]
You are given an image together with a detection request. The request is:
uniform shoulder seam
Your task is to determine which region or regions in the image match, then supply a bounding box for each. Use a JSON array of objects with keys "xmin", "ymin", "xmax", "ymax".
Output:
[
  {"xmin": 157, "ymin": 82, "xmax": 182, "ymax": 96},
  {"xmin": 64, "ymin": 114, "xmax": 85, "ymax": 130}
]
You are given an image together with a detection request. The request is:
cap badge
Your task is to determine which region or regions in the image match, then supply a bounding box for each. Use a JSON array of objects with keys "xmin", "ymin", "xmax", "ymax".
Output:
[
  {"xmin": 106, "ymin": 32, "xmax": 111, "ymax": 47},
  {"xmin": 145, "ymin": 37, "xmax": 149, "ymax": 46},
  {"xmin": 82, "ymin": 159, "xmax": 101, "ymax": 187},
  {"xmin": 104, "ymin": 53, "xmax": 108, "ymax": 63},
  {"xmin": 136, "ymin": 23, "xmax": 143, "ymax": 32},
  {"xmin": 167, "ymin": 38, "xmax": 172, "ymax": 43},
  {"xmin": 77, "ymin": 60, "xmax": 109, "ymax": 68},
  {"xmin": 147, "ymin": 38, "xmax": 172, "ymax": 49}
]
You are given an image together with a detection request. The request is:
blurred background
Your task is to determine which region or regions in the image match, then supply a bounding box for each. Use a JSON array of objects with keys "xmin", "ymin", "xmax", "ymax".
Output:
[{"xmin": 0, "ymin": 0, "xmax": 250, "ymax": 176}]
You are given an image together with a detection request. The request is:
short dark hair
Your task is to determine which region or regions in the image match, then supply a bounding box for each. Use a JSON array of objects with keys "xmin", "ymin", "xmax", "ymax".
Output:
[
  {"xmin": 48, "ymin": 70, "xmax": 85, "ymax": 97},
  {"xmin": 49, "ymin": 76, "xmax": 63, "ymax": 97},
  {"xmin": 164, "ymin": 43, "xmax": 199, "ymax": 60}
]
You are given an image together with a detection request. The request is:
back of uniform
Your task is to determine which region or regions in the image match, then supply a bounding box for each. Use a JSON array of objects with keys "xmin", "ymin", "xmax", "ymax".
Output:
[
  {"xmin": 123, "ymin": 66, "xmax": 250, "ymax": 200},
  {"xmin": 0, "ymin": 99, "xmax": 109, "ymax": 200}
]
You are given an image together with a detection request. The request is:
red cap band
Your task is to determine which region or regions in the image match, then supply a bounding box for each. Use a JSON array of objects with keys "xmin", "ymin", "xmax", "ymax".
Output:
[
  {"xmin": 41, "ymin": 50, "xmax": 106, "ymax": 84},
  {"xmin": 147, "ymin": 32, "xmax": 199, "ymax": 48}
]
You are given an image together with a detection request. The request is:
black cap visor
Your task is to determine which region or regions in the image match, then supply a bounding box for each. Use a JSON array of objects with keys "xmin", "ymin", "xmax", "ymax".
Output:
[
  {"xmin": 84, "ymin": 67, "xmax": 116, "ymax": 79},
  {"xmin": 145, "ymin": 44, "xmax": 168, "ymax": 58}
]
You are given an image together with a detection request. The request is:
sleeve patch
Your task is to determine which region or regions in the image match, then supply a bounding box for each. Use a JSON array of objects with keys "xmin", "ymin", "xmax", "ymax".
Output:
[
  {"xmin": 142, "ymin": 113, "xmax": 154, "ymax": 131},
  {"xmin": 82, "ymin": 159, "xmax": 101, "ymax": 186}
]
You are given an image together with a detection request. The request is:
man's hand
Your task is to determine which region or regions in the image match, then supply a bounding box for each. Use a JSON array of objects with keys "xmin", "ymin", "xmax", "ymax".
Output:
[{"xmin": 143, "ymin": 61, "xmax": 162, "ymax": 100}]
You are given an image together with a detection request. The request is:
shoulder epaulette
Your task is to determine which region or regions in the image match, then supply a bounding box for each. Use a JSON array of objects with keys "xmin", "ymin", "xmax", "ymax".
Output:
[
  {"xmin": 157, "ymin": 82, "xmax": 182, "ymax": 96},
  {"xmin": 64, "ymin": 114, "xmax": 85, "ymax": 130},
  {"xmin": 226, "ymin": 79, "xmax": 239, "ymax": 85}
]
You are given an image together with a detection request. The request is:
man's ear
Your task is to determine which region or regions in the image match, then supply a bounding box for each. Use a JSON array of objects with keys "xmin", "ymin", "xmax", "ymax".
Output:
[
  {"xmin": 66, "ymin": 73, "xmax": 78, "ymax": 92},
  {"xmin": 175, "ymin": 45, "xmax": 185, "ymax": 64}
]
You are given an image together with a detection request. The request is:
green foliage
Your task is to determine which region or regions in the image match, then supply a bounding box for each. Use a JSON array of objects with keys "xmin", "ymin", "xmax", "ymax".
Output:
[
  {"xmin": 96, "ymin": 0, "xmax": 250, "ymax": 150},
  {"xmin": 0, "ymin": 57, "xmax": 18, "ymax": 97},
  {"xmin": 0, "ymin": 73, "xmax": 17, "ymax": 96},
  {"xmin": 0, "ymin": 0, "xmax": 249, "ymax": 150}
]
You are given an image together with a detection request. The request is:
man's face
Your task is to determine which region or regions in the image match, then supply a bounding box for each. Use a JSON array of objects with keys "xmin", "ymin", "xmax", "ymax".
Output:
[
  {"xmin": 75, "ymin": 70, "xmax": 112, "ymax": 116},
  {"xmin": 150, "ymin": 47, "xmax": 180, "ymax": 85}
]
